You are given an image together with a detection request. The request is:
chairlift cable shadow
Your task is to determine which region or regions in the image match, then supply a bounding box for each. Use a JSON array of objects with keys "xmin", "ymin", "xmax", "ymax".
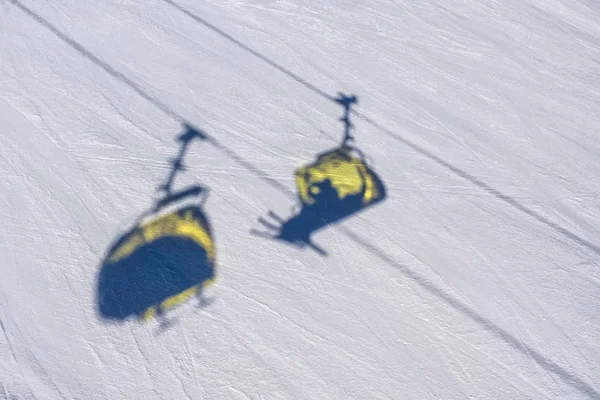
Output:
[{"xmin": 12, "ymin": 2, "xmax": 598, "ymax": 395}]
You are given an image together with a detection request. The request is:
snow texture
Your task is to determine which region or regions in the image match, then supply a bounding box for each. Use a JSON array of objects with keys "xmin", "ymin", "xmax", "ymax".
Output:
[{"xmin": 1, "ymin": 0, "xmax": 599, "ymax": 399}]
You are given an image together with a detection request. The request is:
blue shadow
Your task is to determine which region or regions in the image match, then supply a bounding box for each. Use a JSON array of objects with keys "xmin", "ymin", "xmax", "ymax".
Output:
[
  {"xmin": 96, "ymin": 125, "xmax": 216, "ymax": 323},
  {"xmin": 253, "ymin": 94, "xmax": 387, "ymax": 255},
  {"xmin": 97, "ymin": 206, "xmax": 215, "ymax": 321},
  {"xmin": 255, "ymin": 147, "xmax": 386, "ymax": 256}
]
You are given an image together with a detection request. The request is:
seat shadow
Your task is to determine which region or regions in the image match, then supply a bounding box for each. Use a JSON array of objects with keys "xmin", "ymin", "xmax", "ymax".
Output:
[
  {"xmin": 96, "ymin": 124, "xmax": 216, "ymax": 325},
  {"xmin": 252, "ymin": 94, "xmax": 386, "ymax": 255}
]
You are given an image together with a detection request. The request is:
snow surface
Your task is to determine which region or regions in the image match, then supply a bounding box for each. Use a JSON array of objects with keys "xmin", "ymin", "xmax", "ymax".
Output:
[{"xmin": 1, "ymin": 0, "xmax": 600, "ymax": 398}]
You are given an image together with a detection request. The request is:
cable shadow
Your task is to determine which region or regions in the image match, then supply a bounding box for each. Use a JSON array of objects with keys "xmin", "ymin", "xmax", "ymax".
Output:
[
  {"xmin": 96, "ymin": 124, "xmax": 216, "ymax": 326},
  {"xmin": 12, "ymin": 1, "xmax": 597, "ymax": 396},
  {"xmin": 252, "ymin": 94, "xmax": 386, "ymax": 256},
  {"xmin": 160, "ymin": 0, "xmax": 600, "ymax": 258}
]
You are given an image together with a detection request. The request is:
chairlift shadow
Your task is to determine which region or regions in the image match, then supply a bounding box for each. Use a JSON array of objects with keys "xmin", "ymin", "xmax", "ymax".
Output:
[
  {"xmin": 252, "ymin": 94, "xmax": 386, "ymax": 256},
  {"xmin": 96, "ymin": 124, "xmax": 217, "ymax": 326}
]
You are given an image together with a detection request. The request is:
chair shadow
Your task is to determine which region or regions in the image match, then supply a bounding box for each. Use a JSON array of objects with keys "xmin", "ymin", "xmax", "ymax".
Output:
[
  {"xmin": 96, "ymin": 124, "xmax": 216, "ymax": 326},
  {"xmin": 252, "ymin": 94, "xmax": 386, "ymax": 255}
]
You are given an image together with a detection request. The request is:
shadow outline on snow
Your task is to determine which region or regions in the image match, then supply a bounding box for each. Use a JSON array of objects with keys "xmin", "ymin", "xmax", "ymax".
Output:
[
  {"xmin": 252, "ymin": 94, "xmax": 386, "ymax": 256},
  {"xmin": 96, "ymin": 124, "xmax": 216, "ymax": 326}
]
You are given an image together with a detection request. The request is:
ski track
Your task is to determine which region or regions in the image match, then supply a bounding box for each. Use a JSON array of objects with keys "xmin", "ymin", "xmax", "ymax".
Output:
[{"xmin": 1, "ymin": 0, "xmax": 599, "ymax": 399}]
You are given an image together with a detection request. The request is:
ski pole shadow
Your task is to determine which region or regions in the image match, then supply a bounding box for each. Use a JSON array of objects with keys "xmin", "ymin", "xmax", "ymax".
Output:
[
  {"xmin": 252, "ymin": 94, "xmax": 386, "ymax": 256},
  {"xmin": 96, "ymin": 124, "xmax": 217, "ymax": 327}
]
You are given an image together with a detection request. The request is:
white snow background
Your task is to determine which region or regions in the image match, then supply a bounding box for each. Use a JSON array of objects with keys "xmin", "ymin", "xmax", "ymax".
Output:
[{"xmin": 1, "ymin": 0, "xmax": 599, "ymax": 398}]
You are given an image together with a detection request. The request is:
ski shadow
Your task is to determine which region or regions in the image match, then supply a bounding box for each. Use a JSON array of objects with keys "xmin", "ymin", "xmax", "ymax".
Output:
[
  {"xmin": 253, "ymin": 94, "xmax": 386, "ymax": 256},
  {"xmin": 96, "ymin": 124, "xmax": 217, "ymax": 327}
]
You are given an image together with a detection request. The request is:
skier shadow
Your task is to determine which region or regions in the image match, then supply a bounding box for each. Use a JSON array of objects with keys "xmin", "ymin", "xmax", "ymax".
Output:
[
  {"xmin": 96, "ymin": 124, "xmax": 216, "ymax": 329},
  {"xmin": 253, "ymin": 94, "xmax": 386, "ymax": 256}
]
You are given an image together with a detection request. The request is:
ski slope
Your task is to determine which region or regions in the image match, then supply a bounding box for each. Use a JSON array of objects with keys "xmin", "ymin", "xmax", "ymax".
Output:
[{"xmin": 1, "ymin": 0, "xmax": 600, "ymax": 398}]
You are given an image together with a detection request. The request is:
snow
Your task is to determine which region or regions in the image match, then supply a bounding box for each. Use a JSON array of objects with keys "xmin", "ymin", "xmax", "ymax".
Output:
[{"xmin": 1, "ymin": 0, "xmax": 599, "ymax": 398}]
